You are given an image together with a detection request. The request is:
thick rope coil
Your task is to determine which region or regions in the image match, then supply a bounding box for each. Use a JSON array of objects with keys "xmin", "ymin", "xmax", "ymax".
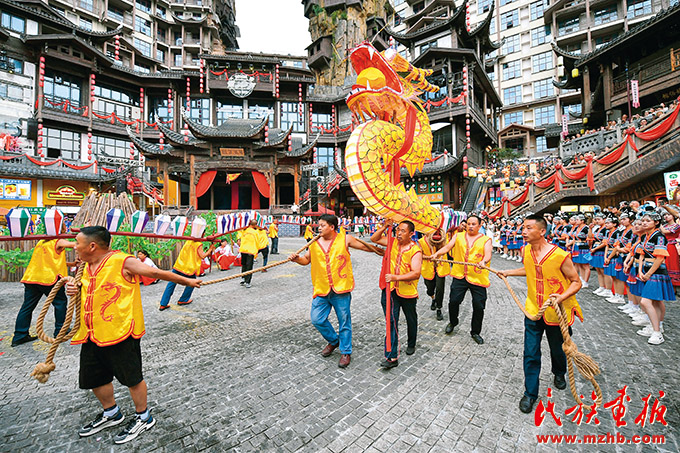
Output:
[
  {"xmin": 31, "ymin": 263, "xmax": 85, "ymax": 384},
  {"xmin": 431, "ymin": 257, "xmax": 603, "ymax": 407}
]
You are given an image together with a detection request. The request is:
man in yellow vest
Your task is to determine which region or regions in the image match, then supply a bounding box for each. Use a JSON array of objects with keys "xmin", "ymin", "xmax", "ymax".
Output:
[
  {"xmin": 159, "ymin": 238, "xmax": 215, "ymax": 310},
  {"xmin": 268, "ymin": 220, "xmax": 279, "ymax": 254},
  {"xmin": 418, "ymin": 229, "xmax": 449, "ymax": 321},
  {"xmin": 304, "ymin": 223, "xmax": 314, "ymax": 240},
  {"xmin": 290, "ymin": 214, "xmax": 372, "ymax": 368},
  {"xmin": 66, "ymin": 226, "xmax": 200, "ymax": 444},
  {"xmin": 256, "ymin": 225, "xmax": 270, "ymax": 270},
  {"xmin": 431, "ymin": 215, "xmax": 492, "ymax": 345},
  {"xmin": 371, "ymin": 220, "xmax": 422, "ymax": 369},
  {"xmin": 239, "ymin": 220, "xmax": 259, "ymax": 288},
  {"xmin": 498, "ymin": 214, "xmax": 583, "ymax": 414},
  {"xmin": 12, "ymin": 236, "xmax": 75, "ymax": 346}
]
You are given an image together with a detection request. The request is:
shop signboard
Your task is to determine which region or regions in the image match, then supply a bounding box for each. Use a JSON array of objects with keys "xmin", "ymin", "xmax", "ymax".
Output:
[
  {"xmin": 663, "ymin": 171, "xmax": 680, "ymax": 200},
  {"xmin": 0, "ymin": 178, "xmax": 31, "ymax": 200}
]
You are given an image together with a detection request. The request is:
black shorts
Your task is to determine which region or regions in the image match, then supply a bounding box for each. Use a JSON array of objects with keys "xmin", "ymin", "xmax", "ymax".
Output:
[{"xmin": 79, "ymin": 336, "xmax": 143, "ymax": 390}]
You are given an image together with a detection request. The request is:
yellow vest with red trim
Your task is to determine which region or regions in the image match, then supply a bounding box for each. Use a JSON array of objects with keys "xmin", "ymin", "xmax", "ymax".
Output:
[
  {"xmin": 450, "ymin": 232, "xmax": 491, "ymax": 287},
  {"xmin": 524, "ymin": 244, "xmax": 583, "ymax": 326},
  {"xmin": 71, "ymin": 251, "xmax": 145, "ymax": 346},
  {"xmin": 173, "ymin": 241, "xmax": 203, "ymax": 276},
  {"xmin": 239, "ymin": 227, "xmax": 259, "ymax": 255},
  {"xmin": 21, "ymin": 240, "xmax": 69, "ymax": 285},
  {"xmin": 386, "ymin": 238, "xmax": 422, "ymax": 298},
  {"xmin": 304, "ymin": 225, "xmax": 314, "ymax": 240},
  {"xmin": 309, "ymin": 230, "xmax": 354, "ymax": 298},
  {"xmin": 268, "ymin": 224, "xmax": 278, "ymax": 238},
  {"xmin": 418, "ymin": 237, "xmax": 450, "ymax": 280}
]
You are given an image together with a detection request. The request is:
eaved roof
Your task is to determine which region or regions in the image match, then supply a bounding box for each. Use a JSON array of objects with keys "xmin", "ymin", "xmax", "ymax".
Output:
[
  {"xmin": 156, "ymin": 121, "xmax": 206, "ymax": 147},
  {"xmin": 181, "ymin": 111, "xmax": 268, "ymax": 139},
  {"xmin": 127, "ymin": 127, "xmax": 175, "ymax": 155}
]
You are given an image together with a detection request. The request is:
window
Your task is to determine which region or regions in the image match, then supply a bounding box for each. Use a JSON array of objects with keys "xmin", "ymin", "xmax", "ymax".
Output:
[
  {"xmin": 79, "ymin": 18, "xmax": 92, "ymax": 30},
  {"xmin": 157, "ymin": 28, "xmax": 166, "ymax": 42},
  {"xmin": 501, "ymin": 34, "xmax": 520, "ymax": 55},
  {"xmin": 315, "ymin": 146, "xmax": 335, "ymax": 169},
  {"xmin": 248, "ymin": 101, "xmax": 275, "ymax": 127},
  {"xmin": 532, "ymin": 52, "xmax": 552, "ymax": 73},
  {"xmin": 216, "ymin": 100, "xmax": 244, "ymax": 122},
  {"xmin": 1, "ymin": 12, "xmax": 25, "ymax": 33},
  {"xmin": 44, "ymin": 70, "xmax": 82, "ymax": 105},
  {"xmin": 134, "ymin": 38, "xmax": 152, "ymax": 57},
  {"xmin": 534, "ymin": 105, "xmax": 554, "ymax": 126},
  {"xmin": 503, "ymin": 86, "xmax": 522, "ymax": 105},
  {"xmin": 93, "ymin": 135, "xmax": 131, "ymax": 159},
  {"xmin": 419, "ymin": 40, "xmax": 437, "ymax": 55},
  {"xmin": 413, "ymin": 2, "xmax": 424, "ymax": 13},
  {"xmin": 504, "ymin": 111, "xmax": 523, "ymax": 126},
  {"xmin": 536, "ymin": 136, "xmax": 550, "ymax": 153},
  {"xmin": 530, "ymin": 0, "xmax": 547, "ymax": 20},
  {"xmin": 280, "ymin": 102, "xmax": 305, "ymax": 132},
  {"xmin": 134, "ymin": 63, "xmax": 150, "ymax": 73},
  {"xmin": 157, "ymin": 5, "xmax": 166, "ymax": 18},
  {"xmin": 489, "ymin": 14, "xmax": 496, "ymax": 34},
  {"xmin": 558, "ymin": 17, "xmax": 580, "ymax": 36},
  {"xmin": 500, "ymin": 0, "xmax": 516, "ymax": 6},
  {"xmin": 478, "ymin": 0, "xmax": 492, "ymax": 12},
  {"xmin": 486, "ymin": 68, "xmax": 495, "ymax": 82},
  {"xmin": 533, "ymin": 79, "xmax": 554, "ymax": 99},
  {"xmin": 136, "ymin": 0, "xmax": 151, "ymax": 13},
  {"xmin": 562, "ymin": 103, "xmax": 582, "ymax": 116},
  {"xmin": 135, "ymin": 17, "xmax": 151, "ymax": 36},
  {"xmin": 501, "ymin": 10, "xmax": 519, "ymax": 30},
  {"xmin": 186, "ymin": 98, "xmax": 210, "ymax": 125},
  {"xmin": 78, "ymin": 0, "xmax": 93, "ymax": 12},
  {"xmin": 393, "ymin": 0, "xmax": 406, "ymax": 6},
  {"xmin": 149, "ymin": 97, "xmax": 171, "ymax": 122},
  {"xmin": 595, "ymin": 34, "xmax": 618, "ymax": 49},
  {"xmin": 593, "ymin": 5, "xmax": 618, "ymax": 25},
  {"xmin": 0, "ymin": 81, "xmax": 23, "ymax": 101},
  {"xmin": 107, "ymin": 6, "xmax": 124, "ymax": 21},
  {"xmin": 502, "ymin": 60, "xmax": 521, "ymax": 80},
  {"xmin": 627, "ymin": 0, "xmax": 652, "ymax": 18},
  {"xmin": 312, "ymin": 109, "xmax": 333, "ymax": 130},
  {"xmin": 174, "ymin": 53, "xmax": 182, "ymax": 67},
  {"xmin": 45, "ymin": 128, "xmax": 80, "ymax": 160},
  {"xmin": 0, "ymin": 56, "xmax": 23, "ymax": 74},
  {"xmin": 93, "ymin": 84, "xmax": 137, "ymax": 120},
  {"xmin": 156, "ymin": 49, "xmax": 165, "ymax": 62},
  {"xmin": 531, "ymin": 25, "xmax": 551, "ymax": 46}
]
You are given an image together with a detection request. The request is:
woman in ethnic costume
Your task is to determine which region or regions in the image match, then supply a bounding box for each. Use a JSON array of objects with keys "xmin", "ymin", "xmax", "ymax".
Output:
[
  {"xmin": 569, "ymin": 214, "xmax": 591, "ymax": 287},
  {"xmin": 660, "ymin": 209, "xmax": 680, "ymax": 289},
  {"xmin": 589, "ymin": 213, "xmax": 608, "ymax": 295},
  {"xmin": 622, "ymin": 218, "xmax": 645, "ymax": 320},
  {"xmin": 602, "ymin": 216, "xmax": 621, "ymax": 300}
]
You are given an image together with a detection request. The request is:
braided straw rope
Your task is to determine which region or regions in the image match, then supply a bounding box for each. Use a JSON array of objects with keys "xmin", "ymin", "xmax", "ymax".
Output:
[
  {"xmin": 32, "ymin": 263, "xmax": 86, "ymax": 384},
  {"xmin": 432, "ymin": 258, "xmax": 603, "ymax": 407}
]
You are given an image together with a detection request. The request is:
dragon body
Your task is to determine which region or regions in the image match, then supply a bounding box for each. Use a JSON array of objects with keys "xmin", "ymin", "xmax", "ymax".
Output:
[{"xmin": 344, "ymin": 43, "xmax": 447, "ymax": 234}]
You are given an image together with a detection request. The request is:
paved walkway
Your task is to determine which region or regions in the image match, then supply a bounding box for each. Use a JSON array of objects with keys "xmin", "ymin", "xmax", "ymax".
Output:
[{"xmin": 0, "ymin": 237, "xmax": 677, "ymax": 452}]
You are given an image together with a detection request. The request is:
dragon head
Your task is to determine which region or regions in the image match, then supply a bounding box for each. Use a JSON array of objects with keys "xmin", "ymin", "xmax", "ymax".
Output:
[{"xmin": 347, "ymin": 42, "xmax": 439, "ymax": 127}]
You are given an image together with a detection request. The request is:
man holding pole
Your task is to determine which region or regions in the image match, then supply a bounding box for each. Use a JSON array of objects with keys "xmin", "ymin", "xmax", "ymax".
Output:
[
  {"xmin": 431, "ymin": 215, "xmax": 492, "ymax": 345},
  {"xmin": 497, "ymin": 214, "xmax": 582, "ymax": 414},
  {"xmin": 158, "ymin": 238, "xmax": 214, "ymax": 310},
  {"xmin": 12, "ymin": 236, "xmax": 75, "ymax": 346},
  {"xmin": 371, "ymin": 220, "xmax": 422, "ymax": 369},
  {"xmin": 66, "ymin": 226, "xmax": 201, "ymax": 443},
  {"xmin": 289, "ymin": 214, "xmax": 372, "ymax": 368}
]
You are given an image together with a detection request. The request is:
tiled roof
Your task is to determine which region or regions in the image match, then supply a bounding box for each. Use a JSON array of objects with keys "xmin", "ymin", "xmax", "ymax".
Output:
[
  {"xmin": 0, "ymin": 162, "xmax": 116, "ymax": 182},
  {"xmin": 386, "ymin": 5, "xmax": 464, "ymax": 43},
  {"xmin": 575, "ymin": 2, "xmax": 680, "ymax": 66},
  {"xmin": 127, "ymin": 127, "xmax": 174, "ymax": 155},
  {"xmin": 285, "ymin": 134, "xmax": 319, "ymax": 158},
  {"xmin": 182, "ymin": 112, "xmax": 268, "ymax": 139},
  {"xmin": 253, "ymin": 125, "xmax": 293, "ymax": 148},
  {"xmin": 171, "ymin": 13, "xmax": 208, "ymax": 24},
  {"xmin": 401, "ymin": 154, "xmax": 460, "ymax": 176},
  {"xmin": 156, "ymin": 121, "xmax": 206, "ymax": 146}
]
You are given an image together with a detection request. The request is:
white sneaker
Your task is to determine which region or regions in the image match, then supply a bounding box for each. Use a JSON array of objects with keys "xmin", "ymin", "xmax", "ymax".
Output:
[
  {"xmin": 648, "ymin": 331, "xmax": 665, "ymax": 345},
  {"xmin": 618, "ymin": 303, "xmax": 632, "ymax": 311},
  {"xmin": 628, "ymin": 309, "xmax": 642, "ymax": 318},
  {"xmin": 608, "ymin": 295, "xmax": 625, "ymax": 304},
  {"xmin": 632, "ymin": 316, "xmax": 651, "ymax": 326},
  {"xmin": 501, "ymin": 254, "xmax": 507, "ymax": 258},
  {"xmin": 582, "ymin": 281, "xmax": 589, "ymax": 288},
  {"xmin": 515, "ymin": 256, "xmax": 522, "ymax": 262},
  {"xmin": 636, "ymin": 326, "xmax": 655, "ymax": 337},
  {"xmin": 600, "ymin": 289, "xmax": 614, "ymax": 298},
  {"xmin": 593, "ymin": 287, "xmax": 603, "ymax": 295}
]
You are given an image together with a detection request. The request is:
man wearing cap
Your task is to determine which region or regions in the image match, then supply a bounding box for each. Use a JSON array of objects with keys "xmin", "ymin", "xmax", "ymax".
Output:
[{"xmin": 12, "ymin": 234, "xmax": 75, "ymax": 346}]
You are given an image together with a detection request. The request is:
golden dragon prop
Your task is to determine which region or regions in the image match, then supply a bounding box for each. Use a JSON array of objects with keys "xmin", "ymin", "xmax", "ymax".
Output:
[{"xmin": 344, "ymin": 42, "xmax": 459, "ymax": 234}]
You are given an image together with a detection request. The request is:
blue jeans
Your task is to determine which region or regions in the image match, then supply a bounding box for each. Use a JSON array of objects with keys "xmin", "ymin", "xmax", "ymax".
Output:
[
  {"xmin": 381, "ymin": 289, "xmax": 418, "ymax": 359},
  {"xmin": 14, "ymin": 283, "xmax": 67, "ymax": 340},
  {"xmin": 310, "ymin": 291, "xmax": 352, "ymax": 354},
  {"xmin": 523, "ymin": 317, "xmax": 572, "ymax": 399},
  {"xmin": 270, "ymin": 237, "xmax": 279, "ymax": 254},
  {"xmin": 159, "ymin": 270, "xmax": 196, "ymax": 307}
]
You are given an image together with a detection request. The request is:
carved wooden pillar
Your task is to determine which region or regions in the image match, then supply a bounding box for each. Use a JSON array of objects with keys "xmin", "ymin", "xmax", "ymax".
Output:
[
  {"xmin": 163, "ymin": 161, "xmax": 169, "ymax": 206},
  {"xmin": 269, "ymin": 170, "xmax": 276, "ymax": 205},
  {"xmin": 294, "ymin": 164, "xmax": 300, "ymax": 204},
  {"xmin": 189, "ymin": 154, "xmax": 197, "ymax": 209}
]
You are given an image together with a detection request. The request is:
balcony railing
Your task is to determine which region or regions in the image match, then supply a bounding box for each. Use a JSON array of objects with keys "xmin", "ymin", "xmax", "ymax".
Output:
[{"xmin": 612, "ymin": 54, "xmax": 674, "ymax": 95}]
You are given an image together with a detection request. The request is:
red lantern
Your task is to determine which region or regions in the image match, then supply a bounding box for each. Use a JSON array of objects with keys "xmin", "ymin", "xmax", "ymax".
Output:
[
  {"xmin": 463, "ymin": 170, "xmax": 468, "ymax": 177},
  {"xmin": 199, "ymin": 59, "xmax": 205, "ymax": 94},
  {"xmin": 463, "ymin": 156, "xmax": 468, "ymax": 162},
  {"xmin": 264, "ymin": 124, "xmax": 269, "ymax": 144},
  {"xmin": 275, "ymin": 64, "xmax": 280, "ymax": 99}
]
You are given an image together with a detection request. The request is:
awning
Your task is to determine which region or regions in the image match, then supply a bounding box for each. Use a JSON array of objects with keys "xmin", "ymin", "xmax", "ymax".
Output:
[
  {"xmin": 196, "ymin": 170, "xmax": 217, "ymax": 198},
  {"xmin": 251, "ymin": 171, "xmax": 270, "ymax": 199}
]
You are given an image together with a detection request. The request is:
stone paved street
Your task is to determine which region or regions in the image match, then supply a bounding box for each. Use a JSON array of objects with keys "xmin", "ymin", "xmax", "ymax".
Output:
[{"xmin": 1, "ymin": 237, "xmax": 678, "ymax": 452}]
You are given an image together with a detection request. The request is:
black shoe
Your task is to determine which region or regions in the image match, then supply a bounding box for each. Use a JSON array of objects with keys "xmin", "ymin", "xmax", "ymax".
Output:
[
  {"xmin": 471, "ymin": 334, "xmax": 484, "ymax": 345},
  {"xmin": 379, "ymin": 359, "xmax": 398, "ymax": 369},
  {"xmin": 519, "ymin": 395, "xmax": 536, "ymax": 414},
  {"xmin": 11, "ymin": 335, "xmax": 38, "ymax": 347},
  {"xmin": 445, "ymin": 323, "xmax": 455, "ymax": 334},
  {"xmin": 430, "ymin": 301, "xmax": 436, "ymax": 311},
  {"xmin": 405, "ymin": 346, "xmax": 415, "ymax": 355},
  {"xmin": 436, "ymin": 310, "xmax": 443, "ymax": 321},
  {"xmin": 554, "ymin": 374, "xmax": 567, "ymax": 390}
]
